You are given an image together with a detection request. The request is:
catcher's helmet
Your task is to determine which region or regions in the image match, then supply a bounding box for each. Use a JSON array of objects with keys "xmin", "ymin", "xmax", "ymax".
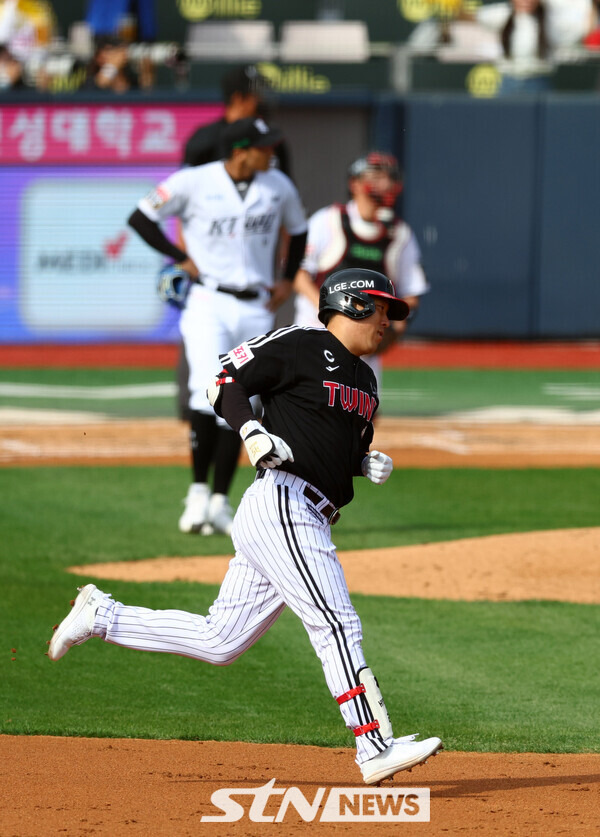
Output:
[
  {"xmin": 348, "ymin": 151, "xmax": 401, "ymax": 181},
  {"xmin": 318, "ymin": 268, "xmax": 409, "ymax": 325},
  {"xmin": 347, "ymin": 151, "xmax": 403, "ymax": 208}
]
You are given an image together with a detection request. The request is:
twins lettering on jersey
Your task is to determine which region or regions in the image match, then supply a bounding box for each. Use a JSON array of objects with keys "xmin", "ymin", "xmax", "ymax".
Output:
[
  {"xmin": 323, "ymin": 381, "xmax": 377, "ymax": 421},
  {"xmin": 209, "ymin": 213, "xmax": 277, "ymax": 237}
]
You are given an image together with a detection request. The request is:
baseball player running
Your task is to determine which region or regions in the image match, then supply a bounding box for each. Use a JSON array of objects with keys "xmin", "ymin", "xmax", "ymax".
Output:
[
  {"xmin": 294, "ymin": 151, "xmax": 429, "ymax": 384},
  {"xmin": 127, "ymin": 117, "xmax": 307, "ymax": 536},
  {"xmin": 48, "ymin": 268, "xmax": 443, "ymax": 785}
]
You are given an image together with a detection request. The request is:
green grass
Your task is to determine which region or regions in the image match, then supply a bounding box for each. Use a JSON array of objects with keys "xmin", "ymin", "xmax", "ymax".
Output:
[
  {"xmin": 1, "ymin": 367, "xmax": 599, "ymax": 418},
  {"xmin": 0, "ymin": 367, "xmax": 176, "ymax": 418},
  {"xmin": 380, "ymin": 368, "xmax": 600, "ymax": 415},
  {"xmin": 2, "ymin": 465, "xmax": 599, "ymax": 753}
]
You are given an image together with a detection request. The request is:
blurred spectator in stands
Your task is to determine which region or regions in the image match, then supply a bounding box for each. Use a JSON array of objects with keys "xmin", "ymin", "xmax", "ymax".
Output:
[
  {"xmin": 461, "ymin": 0, "xmax": 595, "ymax": 93},
  {"xmin": 85, "ymin": 0, "xmax": 157, "ymax": 43},
  {"xmin": 583, "ymin": 0, "xmax": 600, "ymax": 49},
  {"xmin": 0, "ymin": 42, "xmax": 23, "ymax": 87},
  {"xmin": 86, "ymin": 34, "xmax": 153, "ymax": 92},
  {"xmin": 410, "ymin": 1, "xmax": 595, "ymax": 92},
  {"xmin": 35, "ymin": 51, "xmax": 88, "ymax": 93},
  {"xmin": 0, "ymin": 0, "xmax": 55, "ymax": 84}
]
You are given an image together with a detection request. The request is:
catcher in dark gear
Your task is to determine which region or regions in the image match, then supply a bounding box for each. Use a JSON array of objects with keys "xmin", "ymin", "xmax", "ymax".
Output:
[{"xmin": 293, "ymin": 150, "xmax": 429, "ymax": 389}]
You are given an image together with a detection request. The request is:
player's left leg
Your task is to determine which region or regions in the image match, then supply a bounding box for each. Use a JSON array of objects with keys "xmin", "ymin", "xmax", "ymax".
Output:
[
  {"xmin": 178, "ymin": 410, "xmax": 217, "ymax": 533},
  {"xmin": 175, "ymin": 340, "xmax": 192, "ymax": 422},
  {"xmin": 48, "ymin": 555, "xmax": 285, "ymax": 664},
  {"xmin": 200, "ymin": 426, "xmax": 242, "ymax": 536},
  {"xmin": 179, "ymin": 288, "xmax": 239, "ymax": 534}
]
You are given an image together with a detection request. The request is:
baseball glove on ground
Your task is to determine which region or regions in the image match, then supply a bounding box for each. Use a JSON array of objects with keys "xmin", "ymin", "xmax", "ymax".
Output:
[{"xmin": 157, "ymin": 264, "xmax": 194, "ymax": 309}]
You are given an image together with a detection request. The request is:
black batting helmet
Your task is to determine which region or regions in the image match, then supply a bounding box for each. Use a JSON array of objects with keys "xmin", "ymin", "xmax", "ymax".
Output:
[{"xmin": 318, "ymin": 268, "xmax": 409, "ymax": 325}]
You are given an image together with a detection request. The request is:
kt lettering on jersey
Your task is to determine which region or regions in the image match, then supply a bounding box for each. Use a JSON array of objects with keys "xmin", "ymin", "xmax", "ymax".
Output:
[{"xmin": 209, "ymin": 213, "xmax": 277, "ymax": 236}]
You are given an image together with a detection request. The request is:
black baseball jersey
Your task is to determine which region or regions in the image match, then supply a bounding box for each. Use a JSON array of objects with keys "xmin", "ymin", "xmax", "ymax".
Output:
[{"xmin": 219, "ymin": 325, "xmax": 378, "ymax": 509}]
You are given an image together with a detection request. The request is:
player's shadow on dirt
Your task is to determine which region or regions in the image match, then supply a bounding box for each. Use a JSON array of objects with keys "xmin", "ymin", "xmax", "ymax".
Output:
[
  {"xmin": 428, "ymin": 772, "xmax": 600, "ymax": 797},
  {"xmin": 273, "ymin": 772, "xmax": 600, "ymax": 794}
]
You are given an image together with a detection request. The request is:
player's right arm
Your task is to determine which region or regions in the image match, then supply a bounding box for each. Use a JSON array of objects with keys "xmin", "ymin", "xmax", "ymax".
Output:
[
  {"xmin": 207, "ymin": 328, "xmax": 302, "ymax": 469},
  {"xmin": 208, "ymin": 327, "xmax": 301, "ymax": 425},
  {"xmin": 207, "ymin": 371, "xmax": 290, "ymax": 469},
  {"xmin": 127, "ymin": 171, "xmax": 198, "ymax": 275},
  {"xmin": 127, "ymin": 209, "xmax": 190, "ymax": 265}
]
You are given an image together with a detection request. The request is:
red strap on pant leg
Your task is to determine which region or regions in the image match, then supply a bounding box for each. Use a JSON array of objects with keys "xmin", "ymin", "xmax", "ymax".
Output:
[
  {"xmin": 354, "ymin": 720, "xmax": 380, "ymax": 737},
  {"xmin": 336, "ymin": 685, "xmax": 378, "ymax": 736},
  {"xmin": 335, "ymin": 684, "xmax": 366, "ymax": 705}
]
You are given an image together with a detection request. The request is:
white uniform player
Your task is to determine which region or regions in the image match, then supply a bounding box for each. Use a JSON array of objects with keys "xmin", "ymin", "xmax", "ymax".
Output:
[
  {"xmin": 48, "ymin": 268, "xmax": 443, "ymax": 786},
  {"xmin": 128, "ymin": 117, "xmax": 307, "ymax": 536},
  {"xmin": 294, "ymin": 152, "xmax": 429, "ymax": 385}
]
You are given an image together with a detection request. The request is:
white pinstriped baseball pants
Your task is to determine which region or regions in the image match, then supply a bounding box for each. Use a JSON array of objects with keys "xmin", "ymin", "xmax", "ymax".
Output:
[{"xmin": 97, "ymin": 469, "xmax": 390, "ymax": 762}]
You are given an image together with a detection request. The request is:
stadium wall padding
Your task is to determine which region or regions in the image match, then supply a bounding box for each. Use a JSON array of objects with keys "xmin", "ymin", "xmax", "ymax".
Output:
[{"xmin": 384, "ymin": 94, "xmax": 600, "ymax": 339}]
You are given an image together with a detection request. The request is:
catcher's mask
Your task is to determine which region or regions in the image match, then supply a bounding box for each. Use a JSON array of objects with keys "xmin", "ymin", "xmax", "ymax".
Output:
[
  {"xmin": 318, "ymin": 268, "xmax": 409, "ymax": 325},
  {"xmin": 348, "ymin": 151, "xmax": 403, "ymax": 208}
]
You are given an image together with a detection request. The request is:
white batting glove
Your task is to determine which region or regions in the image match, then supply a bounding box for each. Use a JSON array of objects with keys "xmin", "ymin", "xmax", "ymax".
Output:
[
  {"xmin": 240, "ymin": 419, "xmax": 294, "ymax": 469},
  {"xmin": 362, "ymin": 450, "xmax": 393, "ymax": 485}
]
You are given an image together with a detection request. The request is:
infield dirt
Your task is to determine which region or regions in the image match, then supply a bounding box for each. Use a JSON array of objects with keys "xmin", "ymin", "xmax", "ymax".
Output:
[
  {"xmin": 1, "ymin": 736, "xmax": 598, "ymax": 835},
  {"xmin": 3, "ymin": 415, "xmax": 600, "ymax": 467}
]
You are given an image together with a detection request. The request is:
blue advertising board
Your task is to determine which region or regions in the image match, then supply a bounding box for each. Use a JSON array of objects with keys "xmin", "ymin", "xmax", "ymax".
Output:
[{"xmin": 0, "ymin": 166, "xmax": 181, "ymax": 343}]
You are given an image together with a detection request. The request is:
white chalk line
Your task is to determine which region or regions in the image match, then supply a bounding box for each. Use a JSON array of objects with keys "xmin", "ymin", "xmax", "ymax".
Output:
[{"xmin": 0, "ymin": 382, "xmax": 176, "ymax": 399}]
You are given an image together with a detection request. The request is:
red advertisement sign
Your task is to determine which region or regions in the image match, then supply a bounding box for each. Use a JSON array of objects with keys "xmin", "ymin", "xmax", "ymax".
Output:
[{"xmin": 0, "ymin": 104, "xmax": 224, "ymax": 163}]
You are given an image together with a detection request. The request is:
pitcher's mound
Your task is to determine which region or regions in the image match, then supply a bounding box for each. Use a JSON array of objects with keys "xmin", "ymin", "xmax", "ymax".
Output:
[{"xmin": 70, "ymin": 527, "xmax": 600, "ymax": 604}]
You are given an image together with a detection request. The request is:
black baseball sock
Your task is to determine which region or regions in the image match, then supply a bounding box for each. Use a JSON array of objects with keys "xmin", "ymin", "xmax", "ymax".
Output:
[
  {"xmin": 189, "ymin": 411, "xmax": 219, "ymax": 483},
  {"xmin": 213, "ymin": 427, "xmax": 242, "ymax": 496}
]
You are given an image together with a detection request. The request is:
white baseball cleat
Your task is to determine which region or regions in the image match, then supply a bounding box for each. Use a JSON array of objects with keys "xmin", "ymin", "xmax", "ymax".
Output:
[
  {"xmin": 48, "ymin": 584, "xmax": 108, "ymax": 661},
  {"xmin": 202, "ymin": 493, "xmax": 234, "ymax": 536},
  {"xmin": 178, "ymin": 483, "xmax": 211, "ymax": 533},
  {"xmin": 360, "ymin": 734, "xmax": 443, "ymax": 785}
]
